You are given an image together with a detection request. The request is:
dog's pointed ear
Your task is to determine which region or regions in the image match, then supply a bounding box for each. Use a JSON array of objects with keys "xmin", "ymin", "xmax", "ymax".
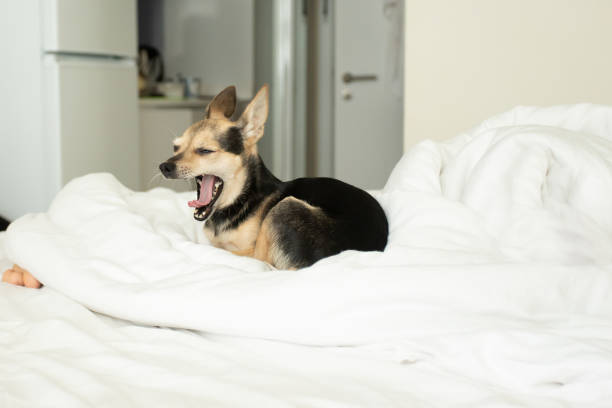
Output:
[
  {"xmin": 205, "ymin": 86, "xmax": 237, "ymax": 119},
  {"xmin": 238, "ymin": 84, "xmax": 269, "ymax": 145}
]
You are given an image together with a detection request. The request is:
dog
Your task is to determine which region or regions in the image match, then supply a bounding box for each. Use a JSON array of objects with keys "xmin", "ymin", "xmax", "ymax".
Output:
[
  {"xmin": 1, "ymin": 84, "xmax": 389, "ymax": 286},
  {"xmin": 158, "ymin": 84, "xmax": 388, "ymax": 269}
]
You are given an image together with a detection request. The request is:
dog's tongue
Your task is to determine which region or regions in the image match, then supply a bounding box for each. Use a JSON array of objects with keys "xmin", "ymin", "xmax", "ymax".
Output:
[{"xmin": 188, "ymin": 175, "xmax": 215, "ymax": 208}]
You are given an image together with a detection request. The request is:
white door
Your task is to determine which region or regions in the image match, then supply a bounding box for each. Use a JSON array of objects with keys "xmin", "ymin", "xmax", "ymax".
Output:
[
  {"xmin": 45, "ymin": 56, "xmax": 140, "ymax": 190},
  {"xmin": 42, "ymin": 0, "xmax": 137, "ymax": 57},
  {"xmin": 333, "ymin": 0, "xmax": 403, "ymax": 190}
]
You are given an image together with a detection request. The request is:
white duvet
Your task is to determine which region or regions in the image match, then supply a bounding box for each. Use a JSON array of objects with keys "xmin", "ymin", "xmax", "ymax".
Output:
[{"xmin": 2, "ymin": 104, "xmax": 612, "ymax": 407}]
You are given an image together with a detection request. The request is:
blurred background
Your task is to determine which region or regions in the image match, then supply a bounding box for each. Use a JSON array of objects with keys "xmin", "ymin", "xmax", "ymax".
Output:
[
  {"xmin": 137, "ymin": 0, "xmax": 404, "ymax": 194},
  {"xmin": 0, "ymin": 0, "xmax": 404, "ymax": 221},
  {"xmin": 1, "ymin": 0, "xmax": 612, "ymax": 222}
]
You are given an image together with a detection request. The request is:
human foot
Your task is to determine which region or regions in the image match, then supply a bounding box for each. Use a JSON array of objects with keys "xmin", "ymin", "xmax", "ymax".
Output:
[{"xmin": 1, "ymin": 264, "xmax": 42, "ymax": 288}]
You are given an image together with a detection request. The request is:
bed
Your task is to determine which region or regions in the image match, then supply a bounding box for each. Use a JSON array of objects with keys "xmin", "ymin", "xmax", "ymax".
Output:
[{"xmin": 2, "ymin": 104, "xmax": 612, "ymax": 407}]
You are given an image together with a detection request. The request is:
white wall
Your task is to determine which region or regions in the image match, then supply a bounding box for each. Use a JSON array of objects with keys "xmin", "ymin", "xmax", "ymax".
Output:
[
  {"xmin": 162, "ymin": 0, "xmax": 254, "ymax": 99},
  {"xmin": 403, "ymin": 0, "xmax": 612, "ymax": 149}
]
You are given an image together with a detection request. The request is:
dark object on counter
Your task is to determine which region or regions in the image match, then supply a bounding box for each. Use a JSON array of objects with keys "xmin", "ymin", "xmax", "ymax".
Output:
[
  {"xmin": 138, "ymin": 45, "xmax": 165, "ymax": 96},
  {"xmin": 0, "ymin": 216, "xmax": 9, "ymax": 231}
]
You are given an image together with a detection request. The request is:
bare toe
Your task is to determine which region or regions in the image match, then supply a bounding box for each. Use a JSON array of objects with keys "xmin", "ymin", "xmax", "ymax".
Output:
[
  {"xmin": 2, "ymin": 269, "xmax": 24, "ymax": 286},
  {"xmin": 3, "ymin": 265, "xmax": 41, "ymax": 288},
  {"xmin": 22, "ymin": 270, "xmax": 42, "ymax": 288},
  {"xmin": 12, "ymin": 264, "xmax": 27, "ymax": 273}
]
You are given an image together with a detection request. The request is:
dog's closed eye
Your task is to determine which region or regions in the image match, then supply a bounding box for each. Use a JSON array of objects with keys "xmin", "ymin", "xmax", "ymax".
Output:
[{"xmin": 195, "ymin": 148, "xmax": 214, "ymax": 155}]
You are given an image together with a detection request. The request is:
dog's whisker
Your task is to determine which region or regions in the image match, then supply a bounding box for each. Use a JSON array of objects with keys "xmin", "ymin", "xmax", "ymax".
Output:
[{"xmin": 147, "ymin": 172, "xmax": 164, "ymax": 188}]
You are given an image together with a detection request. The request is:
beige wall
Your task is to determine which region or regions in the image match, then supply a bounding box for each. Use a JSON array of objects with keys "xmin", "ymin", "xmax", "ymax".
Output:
[{"xmin": 403, "ymin": 0, "xmax": 612, "ymax": 150}]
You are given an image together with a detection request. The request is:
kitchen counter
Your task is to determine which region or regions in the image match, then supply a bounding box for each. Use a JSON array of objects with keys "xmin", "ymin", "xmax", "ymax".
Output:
[{"xmin": 139, "ymin": 97, "xmax": 212, "ymax": 109}]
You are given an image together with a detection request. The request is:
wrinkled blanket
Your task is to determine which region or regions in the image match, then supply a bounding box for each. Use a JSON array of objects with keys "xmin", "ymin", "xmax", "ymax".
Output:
[
  {"xmin": 5, "ymin": 104, "xmax": 612, "ymax": 405},
  {"xmin": 7, "ymin": 104, "xmax": 612, "ymax": 344}
]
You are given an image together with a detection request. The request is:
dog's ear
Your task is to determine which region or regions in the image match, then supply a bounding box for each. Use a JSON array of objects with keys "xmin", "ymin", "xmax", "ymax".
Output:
[
  {"xmin": 238, "ymin": 84, "xmax": 269, "ymax": 145},
  {"xmin": 205, "ymin": 85, "xmax": 237, "ymax": 119}
]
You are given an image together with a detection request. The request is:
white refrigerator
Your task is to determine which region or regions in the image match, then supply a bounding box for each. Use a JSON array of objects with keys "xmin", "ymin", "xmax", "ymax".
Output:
[{"xmin": 0, "ymin": 0, "xmax": 139, "ymax": 221}]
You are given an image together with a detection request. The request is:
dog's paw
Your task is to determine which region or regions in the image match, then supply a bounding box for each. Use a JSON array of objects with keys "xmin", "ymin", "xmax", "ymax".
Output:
[{"xmin": 1, "ymin": 265, "xmax": 41, "ymax": 288}]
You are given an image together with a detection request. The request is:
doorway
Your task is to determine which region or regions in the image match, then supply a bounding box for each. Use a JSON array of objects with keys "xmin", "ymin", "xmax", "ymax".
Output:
[{"xmin": 255, "ymin": 0, "xmax": 404, "ymax": 189}]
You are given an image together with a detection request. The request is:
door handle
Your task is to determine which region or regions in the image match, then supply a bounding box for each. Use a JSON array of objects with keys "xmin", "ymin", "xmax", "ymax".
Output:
[{"xmin": 342, "ymin": 72, "xmax": 378, "ymax": 84}]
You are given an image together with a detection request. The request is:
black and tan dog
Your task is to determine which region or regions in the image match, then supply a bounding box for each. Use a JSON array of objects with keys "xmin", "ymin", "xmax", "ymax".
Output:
[
  {"xmin": 1, "ymin": 85, "xmax": 388, "ymax": 286},
  {"xmin": 158, "ymin": 85, "xmax": 388, "ymax": 269}
]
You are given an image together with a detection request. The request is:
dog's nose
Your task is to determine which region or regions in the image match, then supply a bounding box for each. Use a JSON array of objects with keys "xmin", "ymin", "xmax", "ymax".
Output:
[{"xmin": 159, "ymin": 161, "xmax": 176, "ymax": 178}]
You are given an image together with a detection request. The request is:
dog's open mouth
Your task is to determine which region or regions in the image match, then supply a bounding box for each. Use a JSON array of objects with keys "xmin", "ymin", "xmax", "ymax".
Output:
[{"xmin": 188, "ymin": 175, "xmax": 224, "ymax": 221}]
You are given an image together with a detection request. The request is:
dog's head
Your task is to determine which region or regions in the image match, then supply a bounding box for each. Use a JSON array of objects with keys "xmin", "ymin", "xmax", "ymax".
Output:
[{"xmin": 159, "ymin": 84, "xmax": 269, "ymax": 221}]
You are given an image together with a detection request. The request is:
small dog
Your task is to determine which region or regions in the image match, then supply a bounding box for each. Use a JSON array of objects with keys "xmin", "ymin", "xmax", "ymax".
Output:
[
  {"xmin": 159, "ymin": 85, "xmax": 388, "ymax": 269},
  {"xmin": 1, "ymin": 85, "xmax": 389, "ymax": 285}
]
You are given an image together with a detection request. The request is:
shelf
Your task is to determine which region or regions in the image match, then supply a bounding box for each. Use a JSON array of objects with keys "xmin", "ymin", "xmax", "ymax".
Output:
[{"xmin": 139, "ymin": 97, "xmax": 211, "ymax": 109}]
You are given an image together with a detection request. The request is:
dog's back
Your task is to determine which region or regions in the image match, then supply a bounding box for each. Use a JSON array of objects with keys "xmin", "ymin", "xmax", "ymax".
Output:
[
  {"xmin": 260, "ymin": 177, "xmax": 388, "ymax": 269},
  {"xmin": 282, "ymin": 177, "xmax": 388, "ymax": 250}
]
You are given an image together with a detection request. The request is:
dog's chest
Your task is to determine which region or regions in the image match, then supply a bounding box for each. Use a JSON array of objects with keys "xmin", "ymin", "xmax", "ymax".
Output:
[{"xmin": 204, "ymin": 214, "xmax": 262, "ymax": 254}]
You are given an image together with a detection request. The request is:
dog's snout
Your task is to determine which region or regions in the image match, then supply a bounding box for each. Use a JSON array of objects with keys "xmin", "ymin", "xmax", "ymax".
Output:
[{"xmin": 159, "ymin": 161, "xmax": 176, "ymax": 178}]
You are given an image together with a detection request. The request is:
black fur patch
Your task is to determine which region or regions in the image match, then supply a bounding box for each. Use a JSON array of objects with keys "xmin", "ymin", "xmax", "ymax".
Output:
[
  {"xmin": 270, "ymin": 199, "xmax": 336, "ymax": 268},
  {"xmin": 273, "ymin": 178, "xmax": 388, "ymax": 267},
  {"xmin": 208, "ymin": 155, "xmax": 281, "ymax": 235},
  {"xmin": 218, "ymin": 127, "xmax": 244, "ymax": 155}
]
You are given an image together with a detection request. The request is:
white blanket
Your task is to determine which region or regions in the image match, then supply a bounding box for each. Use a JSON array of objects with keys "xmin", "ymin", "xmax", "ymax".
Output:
[{"xmin": 4, "ymin": 104, "xmax": 612, "ymax": 406}]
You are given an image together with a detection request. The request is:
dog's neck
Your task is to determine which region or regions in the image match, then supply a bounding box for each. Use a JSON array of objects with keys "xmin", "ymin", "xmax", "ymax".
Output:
[{"xmin": 206, "ymin": 155, "xmax": 281, "ymax": 232}]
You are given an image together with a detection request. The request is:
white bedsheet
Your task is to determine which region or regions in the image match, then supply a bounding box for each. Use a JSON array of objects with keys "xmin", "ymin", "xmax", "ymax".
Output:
[{"xmin": 2, "ymin": 104, "xmax": 612, "ymax": 407}]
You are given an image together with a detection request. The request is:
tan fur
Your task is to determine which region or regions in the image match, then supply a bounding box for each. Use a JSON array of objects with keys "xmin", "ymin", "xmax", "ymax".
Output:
[
  {"xmin": 253, "ymin": 217, "xmax": 273, "ymax": 265},
  {"xmin": 280, "ymin": 196, "xmax": 318, "ymax": 211},
  {"xmin": 172, "ymin": 118, "xmax": 243, "ymax": 183},
  {"xmin": 204, "ymin": 193, "xmax": 280, "ymax": 255},
  {"xmin": 230, "ymin": 248, "xmax": 254, "ymax": 257},
  {"xmin": 237, "ymin": 85, "xmax": 269, "ymax": 146},
  {"xmin": 204, "ymin": 209, "xmax": 262, "ymax": 253}
]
